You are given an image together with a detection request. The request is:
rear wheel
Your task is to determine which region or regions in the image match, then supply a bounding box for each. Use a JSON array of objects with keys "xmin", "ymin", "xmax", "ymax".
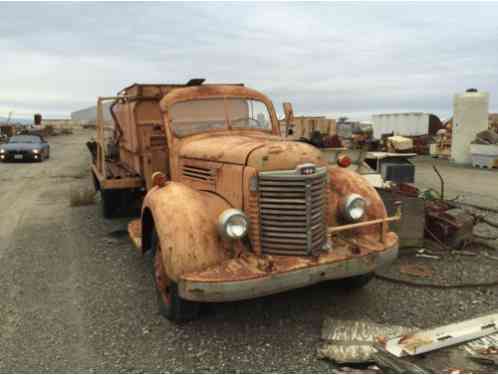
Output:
[{"xmin": 151, "ymin": 229, "xmax": 200, "ymax": 322}]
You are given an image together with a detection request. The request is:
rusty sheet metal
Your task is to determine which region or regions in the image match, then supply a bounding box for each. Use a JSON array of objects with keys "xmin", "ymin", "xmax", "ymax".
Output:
[
  {"xmin": 384, "ymin": 313, "xmax": 498, "ymax": 357},
  {"xmin": 318, "ymin": 319, "xmax": 411, "ymax": 364},
  {"xmin": 463, "ymin": 332, "xmax": 498, "ymax": 356}
]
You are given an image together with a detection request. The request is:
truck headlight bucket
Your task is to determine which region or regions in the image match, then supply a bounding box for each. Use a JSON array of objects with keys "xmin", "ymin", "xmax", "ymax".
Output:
[
  {"xmin": 342, "ymin": 194, "xmax": 366, "ymax": 222},
  {"xmin": 217, "ymin": 209, "xmax": 249, "ymax": 239}
]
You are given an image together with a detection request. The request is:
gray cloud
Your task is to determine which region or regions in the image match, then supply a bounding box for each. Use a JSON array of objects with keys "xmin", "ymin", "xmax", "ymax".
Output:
[{"xmin": 1, "ymin": 2, "xmax": 497, "ymax": 119}]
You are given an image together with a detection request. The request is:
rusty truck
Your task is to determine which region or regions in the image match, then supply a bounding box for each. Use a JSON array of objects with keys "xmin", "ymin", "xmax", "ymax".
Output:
[{"xmin": 90, "ymin": 79, "xmax": 401, "ymax": 322}]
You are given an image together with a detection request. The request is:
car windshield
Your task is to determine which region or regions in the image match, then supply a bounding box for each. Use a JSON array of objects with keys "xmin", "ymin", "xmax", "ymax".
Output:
[
  {"xmin": 170, "ymin": 98, "xmax": 272, "ymax": 137},
  {"xmin": 9, "ymin": 135, "xmax": 41, "ymax": 144}
]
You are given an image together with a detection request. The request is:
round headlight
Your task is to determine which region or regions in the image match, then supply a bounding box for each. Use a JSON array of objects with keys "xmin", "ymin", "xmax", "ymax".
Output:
[
  {"xmin": 217, "ymin": 209, "xmax": 249, "ymax": 239},
  {"xmin": 342, "ymin": 194, "xmax": 366, "ymax": 222},
  {"xmin": 32, "ymin": 149, "xmax": 39, "ymax": 154},
  {"xmin": 0, "ymin": 149, "xmax": 5, "ymax": 153}
]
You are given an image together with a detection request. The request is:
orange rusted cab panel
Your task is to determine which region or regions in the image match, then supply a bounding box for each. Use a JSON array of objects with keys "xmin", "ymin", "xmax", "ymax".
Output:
[{"xmin": 123, "ymin": 80, "xmax": 400, "ymax": 309}]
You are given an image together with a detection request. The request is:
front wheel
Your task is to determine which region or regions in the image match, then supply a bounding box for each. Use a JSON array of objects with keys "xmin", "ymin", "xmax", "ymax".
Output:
[
  {"xmin": 151, "ymin": 229, "xmax": 200, "ymax": 322},
  {"xmin": 331, "ymin": 272, "xmax": 374, "ymax": 290}
]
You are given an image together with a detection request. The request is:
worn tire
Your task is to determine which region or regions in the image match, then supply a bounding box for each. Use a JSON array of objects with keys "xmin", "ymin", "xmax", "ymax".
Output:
[
  {"xmin": 150, "ymin": 229, "xmax": 200, "ymax": 322},
  {"xmin": 332, "ymin": 272, "xmax": 374, "ymax": 289}
]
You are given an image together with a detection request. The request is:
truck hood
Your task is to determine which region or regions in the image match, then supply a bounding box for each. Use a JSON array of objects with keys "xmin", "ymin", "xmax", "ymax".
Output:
[
  {"xmin": 1, "ymin": 143, "xmax": 41, "ymax": 151},
  {"xmin": 179, "ymin": 135, "xmax": 325, "ymax": 171}
]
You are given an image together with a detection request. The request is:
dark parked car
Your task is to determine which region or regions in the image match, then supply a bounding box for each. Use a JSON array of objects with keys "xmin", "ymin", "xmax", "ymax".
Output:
[{"xmin": 0, "ymin": 135, "xmax": 50, "ymax": 162}]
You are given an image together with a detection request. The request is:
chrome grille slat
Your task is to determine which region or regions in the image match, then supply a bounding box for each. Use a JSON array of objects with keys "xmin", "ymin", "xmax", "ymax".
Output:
[{"xmin": 259, "ymin": 166, "xmax": 328, "ymax": 256}]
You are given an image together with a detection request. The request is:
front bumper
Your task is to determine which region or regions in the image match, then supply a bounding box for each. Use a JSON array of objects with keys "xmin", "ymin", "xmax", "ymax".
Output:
[
  {"xmin": 1, "ymin": 152, "xmax": 40, "ymax": 162},
  {"xmin": 178, "ymin": 239, "xmax": 398, "ymax": 302}
]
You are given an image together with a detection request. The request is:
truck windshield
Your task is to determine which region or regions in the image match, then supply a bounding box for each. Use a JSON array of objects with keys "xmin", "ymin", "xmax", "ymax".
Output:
[{"xmin": 170, "ymin": 98, "xmax": 272, "ymax": 137}]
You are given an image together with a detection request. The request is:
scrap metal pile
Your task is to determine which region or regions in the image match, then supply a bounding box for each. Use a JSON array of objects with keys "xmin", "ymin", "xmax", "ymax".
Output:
[{"xmin": 319, "ymin": 314, "xmax": 498, "ymax": 373}]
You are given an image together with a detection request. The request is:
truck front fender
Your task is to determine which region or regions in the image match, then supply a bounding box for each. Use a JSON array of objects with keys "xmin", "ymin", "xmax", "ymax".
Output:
[
  {"xmin": 328, "ymin": 167, "xmax": 388, "ymax": 236},
  {"xmin": 142, "ymin": 182, "xmax": 233, "ymax": 282}
]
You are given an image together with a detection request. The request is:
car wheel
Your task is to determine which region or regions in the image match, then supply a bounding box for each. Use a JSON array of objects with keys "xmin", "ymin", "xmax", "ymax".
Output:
[
  {"xmin": 150, "ymin": 229, "xmax": 200, "ymax": 322},
  {"xmin": 331, "ymin": 272, "xmax": 374, "ymax": 290}
]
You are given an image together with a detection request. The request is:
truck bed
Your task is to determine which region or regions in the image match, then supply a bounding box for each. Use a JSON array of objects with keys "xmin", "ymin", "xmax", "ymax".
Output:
[{"xmin": 92, "ymin": 160, "xmax": 144, "ymax": 190}]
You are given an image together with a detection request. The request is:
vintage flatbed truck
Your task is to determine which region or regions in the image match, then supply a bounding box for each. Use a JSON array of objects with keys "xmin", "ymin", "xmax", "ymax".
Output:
[{"xmin": 90, "ymin": 79, "xmax": 401, "ymax": 322}]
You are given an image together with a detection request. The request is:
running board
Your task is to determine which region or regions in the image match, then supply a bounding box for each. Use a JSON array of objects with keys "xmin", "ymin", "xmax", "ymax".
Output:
[
  {"xmin": 128, "ymin": 219, "xmax": 142, "ymax": 250},
  {"xmin": 383, "ymin": 313, "xmax": 498, "ymax": 357}
]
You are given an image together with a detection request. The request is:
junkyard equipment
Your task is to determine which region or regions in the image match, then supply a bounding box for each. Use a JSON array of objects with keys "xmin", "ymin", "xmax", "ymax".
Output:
[
  {"xmin": 425, "ymin": 200, "xmax": 474, "ymax": 248},
  {"xmin": 364, "ymin": 152, "xmax": 416, "ymax": 184},
  {"xmin": 91, "ymin": 79, "xmax": 401, "ymax": 321}
]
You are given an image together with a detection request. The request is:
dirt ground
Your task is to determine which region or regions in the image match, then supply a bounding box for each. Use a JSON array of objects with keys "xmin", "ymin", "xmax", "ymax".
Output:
[{"xmin": 0, "ymin": 130, "xmax": 497, "ymax": 373}]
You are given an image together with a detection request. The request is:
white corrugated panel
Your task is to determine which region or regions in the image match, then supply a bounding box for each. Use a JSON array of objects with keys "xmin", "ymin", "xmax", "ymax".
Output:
[{"xmin": 372, "ymin": 113, "xmax": 429, "ymax": 139}]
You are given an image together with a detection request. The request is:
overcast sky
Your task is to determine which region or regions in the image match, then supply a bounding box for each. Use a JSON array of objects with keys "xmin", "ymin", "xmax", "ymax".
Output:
[{"xmin": 1, "ymin": 2, "xmax": 498, "ymax": 120}]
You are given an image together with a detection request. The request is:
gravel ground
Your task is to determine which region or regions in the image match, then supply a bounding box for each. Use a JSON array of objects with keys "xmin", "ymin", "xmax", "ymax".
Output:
[{"xmin": 0, "ymin": 131, "xmax": 497, "ymax": 373}]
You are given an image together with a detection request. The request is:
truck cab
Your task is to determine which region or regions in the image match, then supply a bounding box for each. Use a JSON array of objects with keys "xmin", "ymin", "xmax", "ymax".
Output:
[{"xmin": 92, "ymin": 80, "xmax": 400, "ymax": 322}]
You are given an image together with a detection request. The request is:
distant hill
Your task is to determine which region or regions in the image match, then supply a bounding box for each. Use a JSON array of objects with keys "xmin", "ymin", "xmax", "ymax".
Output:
[{"xmin": 0, "ymin": 116, "xmax": 32, "ymax": 125}]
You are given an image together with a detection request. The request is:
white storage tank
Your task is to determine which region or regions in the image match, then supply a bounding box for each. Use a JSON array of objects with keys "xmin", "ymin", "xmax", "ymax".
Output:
[{"xmin": 452, "ymin": 89, "xmax": 489, "ymax": 164}]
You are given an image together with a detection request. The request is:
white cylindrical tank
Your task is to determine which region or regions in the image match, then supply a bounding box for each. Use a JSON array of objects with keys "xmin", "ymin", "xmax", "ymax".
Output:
[{"xmin": 451, "ymin": 89, "xmax": 489, "ymax": 164}]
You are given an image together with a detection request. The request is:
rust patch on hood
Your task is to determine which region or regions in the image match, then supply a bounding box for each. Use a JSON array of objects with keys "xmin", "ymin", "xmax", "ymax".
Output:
[
  {"xmin": 179, "ymin": 134, "xmax": 275, "ymax": 164},
  {"xmin": 180, "ymin": 133, "xmax": 325, "ymax": 170},
  {"xmin": 247, "ymin": 141, "xmax": 325, "ymax": 171}
]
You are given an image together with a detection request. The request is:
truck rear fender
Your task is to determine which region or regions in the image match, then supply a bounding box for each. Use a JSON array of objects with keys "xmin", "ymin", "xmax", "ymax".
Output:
[{"xmin": 141, "ymin": 183, "xmax": 234, "ymax": 282}]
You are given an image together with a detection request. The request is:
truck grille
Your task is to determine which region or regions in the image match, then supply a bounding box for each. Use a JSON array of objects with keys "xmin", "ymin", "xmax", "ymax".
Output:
[{"xmin": 258, "ymin": 166, "xmax": 328, "ymax": 256}]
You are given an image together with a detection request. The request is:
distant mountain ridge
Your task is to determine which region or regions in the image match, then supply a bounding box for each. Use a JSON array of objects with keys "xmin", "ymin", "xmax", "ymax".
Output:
[{"xmin": 0, "ymin": 116, "xmax": 32, "ymax": 125}]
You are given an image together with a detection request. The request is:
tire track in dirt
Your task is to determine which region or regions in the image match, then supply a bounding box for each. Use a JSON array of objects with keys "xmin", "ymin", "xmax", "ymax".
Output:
[{"xmin": 0, "ymin": 131, "xmax": 98, "ymax": 371}]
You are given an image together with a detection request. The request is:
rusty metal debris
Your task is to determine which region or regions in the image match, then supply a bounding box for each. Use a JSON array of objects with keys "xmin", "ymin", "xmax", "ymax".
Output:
[
  {"xmin": 468, "ymin": 354, "xmax": 498, "ymax": 368},
  {"xmin": 318, "ymin": 318, "xmax": 411, "ymax": 364},
  {"xmin": 425, "ymin": 201, "xmax": 475, "ymax": 249},
  {"xmin": 384, "ymin": 313, "xmax": 498, "ymax": 357}
]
